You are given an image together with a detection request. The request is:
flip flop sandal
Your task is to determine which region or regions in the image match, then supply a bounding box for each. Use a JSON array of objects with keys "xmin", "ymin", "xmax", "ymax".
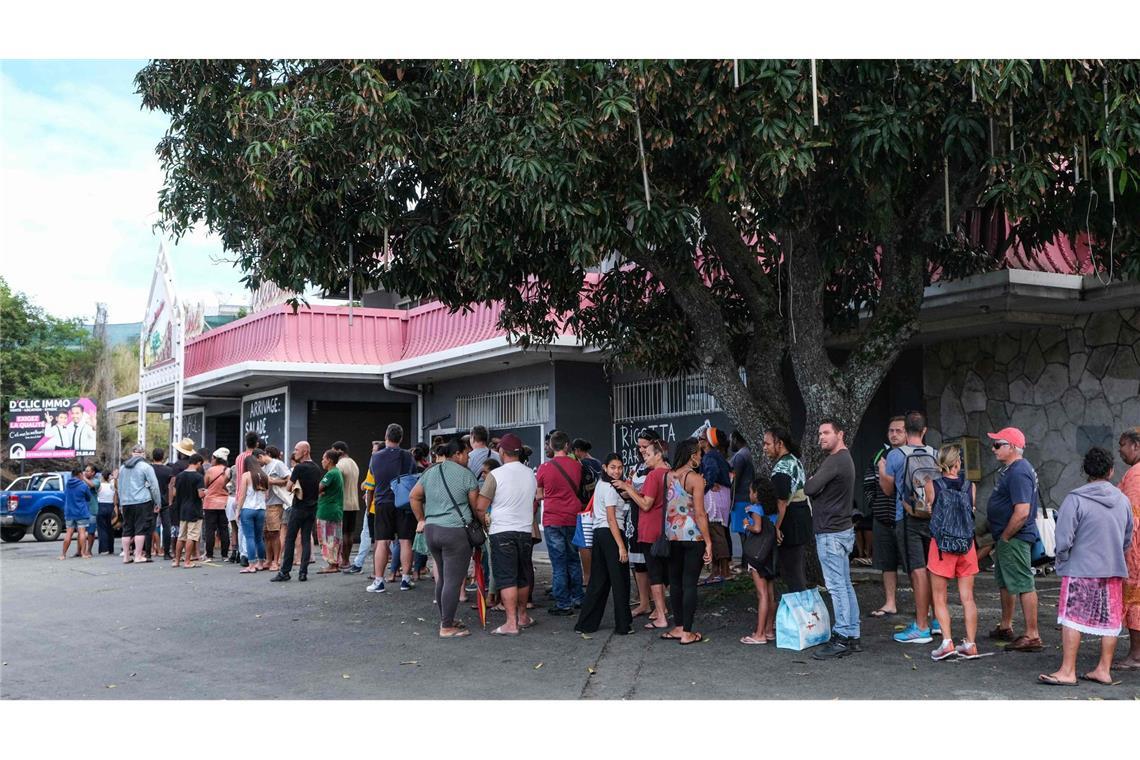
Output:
[
  {"xmin": 660, "ymin": 632, "xmax": 682, "ymax": 640},
  {"xmin": 1037, "ymin": 674, "xmax": 1077, "ymax": 686},
  {"xmin": 490, "ymin": 627, "xmax": 520, "ymax": 636},
  {"xmin": 987, "ymin": 625, "xmax": 1016, "ymax": 641},
  {"xmin": 645, "ymin": 622, "xmax": 669, "ymax": 630},
  {"xmin": 239, "ymin": 567, "xmax": 258, "ymax": 574},
  {"xmin": 519, "ymin": 619, "xmax": 537, "ymax": 629},
  {"xmin": 1113, "ymin": 662, "xmax": 1140, "ymax": 671},
  {"xmin": 868, "ymin": 608, "xmax": 897, "ymax": 618},
  {"xmin": 740, "ymin": 635, "xmax": 768, "ymax": 645},
  {"xmin": 1080, "ymin": 674, "xmax": 1113, "ymax": 685},
  {"xmin": 1008, "ymin": 636, "xmax": 1044, "ymax": 652},
  {"xmin": 439, "ymin": 629, "xmax": 471, "ymax": 638},
  {"xmin": 679, "ymin": 633, "xmax": 704, "ymax": 645}
]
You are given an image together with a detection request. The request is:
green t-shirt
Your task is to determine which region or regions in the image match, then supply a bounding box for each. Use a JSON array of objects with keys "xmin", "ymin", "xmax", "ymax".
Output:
[
  {"xmin": 317, "ymin": 466, "xmax": 344, "ymax": 522},
  {"xmin": 421, "ymin": 461, "xmax": 479, "ymax": 528}
]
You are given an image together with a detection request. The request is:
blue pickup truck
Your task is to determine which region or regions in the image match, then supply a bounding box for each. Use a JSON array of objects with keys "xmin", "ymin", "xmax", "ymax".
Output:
[{"xmin": 1, "ymin": 471, "xmax": 72, "ymax": 542}]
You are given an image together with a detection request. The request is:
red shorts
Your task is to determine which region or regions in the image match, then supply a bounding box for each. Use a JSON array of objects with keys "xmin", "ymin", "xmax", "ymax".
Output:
[{"xmin": 926, "ymin": 541, "xmax": 979, "ymax": 579}]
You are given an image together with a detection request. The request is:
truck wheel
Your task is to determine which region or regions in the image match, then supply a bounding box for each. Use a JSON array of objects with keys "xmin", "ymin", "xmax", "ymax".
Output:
[
  {"xmin": 33, "ymin": 511, "xmax": 63, "ymax": 542},
  {"xmin": 1, "ymin": 527, "xmax": 27, "ymax": 542}
]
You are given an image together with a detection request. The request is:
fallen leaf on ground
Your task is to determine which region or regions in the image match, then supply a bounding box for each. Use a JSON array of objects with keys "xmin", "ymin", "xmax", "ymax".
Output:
[
  {"xmin": 893, "ymin": 625, "xmax": 906, "ymax": 631},
  {"xmin": 417, "ymin": 617, "xmax": 426, "ymax": 622},
  {"xmin": 586, "ymin": 667, "xmax": 596, "ymax": 674},
  {"xmin": 580, "ymin": 633, "xmax": 593, "ymax": 640},
  {"xmin": 912, "ymin": 664, "xmax": 918, "ymax": 670},
  {"xmin": 903, "ymin": 653, "xmax": 911, "ymax": 660},
  {"xmin": 534, "ymin": 663, "xmax": 543, "ymax": 670},
  {"xmin": 343, "ymin": 674, "xmax": 351, "ymax": 679},
  {"xmin": 129, "ymin": 673, "xmax": 136, "ymax": 677},
  {"xmin": 255, "ymin": 614, "xmax": 262, "ymax": 618},
  {"xmin": 399, "ymin": 660, "xmax": 418, "ymax": 665},
  {"xmin": 107, "ymin": 684, "xmax": 116, "ymax": 689}
]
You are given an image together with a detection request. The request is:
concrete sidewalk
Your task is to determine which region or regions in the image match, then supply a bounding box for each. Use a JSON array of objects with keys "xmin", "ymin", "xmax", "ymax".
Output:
[{"xmin": 2, "ymin": 537, "xmax": 1137, "ymax": 700}]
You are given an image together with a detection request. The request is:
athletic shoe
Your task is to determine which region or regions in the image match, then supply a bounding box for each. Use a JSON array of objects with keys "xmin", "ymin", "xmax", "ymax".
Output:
[
  {"xmin": 842, "ymin": 635, "xmax": 863, "ymax": 653},
  {"xmin": 955, "ymin": 641, "xmax": 981, "ymax": 659},
  {"xmin": 399, "ymin": 578, "xmax": 414, "ymax": 591},
  {"xmin": 366, "ymin": 579, "xmax": 386, "ymax": 593},
  {"xmin": 893, "ymin": 622, "xmax": 933, "ymax": 644},
  {"xmin": 341, "ymin": 565, "xmax": 362, "ymax": 575},
  {"xmin": 930, "ymin": 618, "xmax": 942, "ymax": 635},
  {"xmin": 931, "ymin": 639, "xmax": 957, "ymax": 660},
  {"xmin": 812, "ymin": 637, "xmax": 852, "ymax": 660}
]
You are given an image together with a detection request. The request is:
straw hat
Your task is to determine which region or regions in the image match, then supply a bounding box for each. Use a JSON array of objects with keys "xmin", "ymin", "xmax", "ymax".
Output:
[{"xmin": 175, "ymin": 437, "xmax": 197, "ymax": 457}]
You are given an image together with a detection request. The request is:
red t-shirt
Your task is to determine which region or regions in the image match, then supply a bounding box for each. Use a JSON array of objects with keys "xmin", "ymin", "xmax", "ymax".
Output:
[
  {"xmin": 536, "ymin": 456, "xmax": 584, "ymax": 527},
  {"xmin": 636, "ymin": 467, "xmax": 669, "ymax": 544}
]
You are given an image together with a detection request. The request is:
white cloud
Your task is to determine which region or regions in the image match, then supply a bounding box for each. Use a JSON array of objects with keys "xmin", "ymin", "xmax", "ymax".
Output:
[{"xmin": 0, "ymin": 63, "xmax": 248, "ymax": 323}]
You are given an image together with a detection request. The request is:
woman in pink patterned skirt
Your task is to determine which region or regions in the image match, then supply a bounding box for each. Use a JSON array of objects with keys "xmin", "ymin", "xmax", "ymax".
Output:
[
  {"xmin": 1116, "ymin": 428, "xmax": 1140, "ymax": 670},
  {"xmin": 1038, "ymin": 447, "xmax": 1134, "ymax": 687}
]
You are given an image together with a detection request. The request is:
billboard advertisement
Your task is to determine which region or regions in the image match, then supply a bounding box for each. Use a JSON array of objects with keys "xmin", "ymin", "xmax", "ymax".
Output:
[{"xmin": 6, "ymin": 397, "xmax": 98, "ymax": 459}]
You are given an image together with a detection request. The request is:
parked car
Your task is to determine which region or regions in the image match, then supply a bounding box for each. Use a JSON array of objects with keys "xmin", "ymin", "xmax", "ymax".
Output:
[{"xmin": 2, "ymin": 472, "xmax": 71, "ymax": 542}]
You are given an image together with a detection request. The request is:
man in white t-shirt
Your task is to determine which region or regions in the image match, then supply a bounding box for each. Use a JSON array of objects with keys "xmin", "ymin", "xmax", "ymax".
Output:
[{"xmin": 477, "ymin": 432, "xmax": 538, "ymax": 636}]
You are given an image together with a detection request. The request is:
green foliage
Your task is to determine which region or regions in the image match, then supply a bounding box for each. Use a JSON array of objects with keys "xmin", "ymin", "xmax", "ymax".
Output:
[{"xmin": 0, "ymin": 277, "xmax": 99, "ymax": 401}]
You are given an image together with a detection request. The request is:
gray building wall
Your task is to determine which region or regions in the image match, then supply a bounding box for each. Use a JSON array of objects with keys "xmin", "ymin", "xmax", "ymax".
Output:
[
  {"xmin": 551, "ymin": 362, "xmax": 612, "ymax": 456},
  {"xmin": 423, "ymin": 363, "xmax": 555, "ymax": 436},
  {"xmin": 923, "ymin": 308, "xmax": 1139, "ymax": 512}
]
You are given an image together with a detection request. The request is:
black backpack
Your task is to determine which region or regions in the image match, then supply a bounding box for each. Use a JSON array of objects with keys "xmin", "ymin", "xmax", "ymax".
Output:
[{"xmin": 929, "ymin": 477, "xmax": 974, "ymax": 556}]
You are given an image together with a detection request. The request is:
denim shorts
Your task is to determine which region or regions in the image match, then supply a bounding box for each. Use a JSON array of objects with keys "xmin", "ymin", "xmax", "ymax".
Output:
[{"xmin": 66, "ymin": 518, "xmax": 90, "ymax": 530}]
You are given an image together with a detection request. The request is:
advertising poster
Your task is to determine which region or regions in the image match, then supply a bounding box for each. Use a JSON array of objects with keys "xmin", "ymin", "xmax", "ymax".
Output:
[
  {"xmin": 242, "ymin": 388, "xmax": 287, "ymax": 450},
  {"xmin": 6, "ymin": 397, "xmax": 99, "ymax": 459},
  {"xmin": 613, "ymin": 411, "xmax": 733, "ymax": 471}
]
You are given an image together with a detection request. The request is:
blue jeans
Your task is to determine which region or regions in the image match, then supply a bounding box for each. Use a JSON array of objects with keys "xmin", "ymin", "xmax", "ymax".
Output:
[
  {"xmin": 544, "ymin": 525, "xmax": 584, "ymax": 609},
  {"xmin": 816, "ymin": 528, "xmax": 860, "ymax": 638},
  {"xmin": 352, "ymin": 514, "xmax": 372, "ymax": 569},
  {"xmin": 240, "ymin": 509, "xmax": 267, "ymax": 562}
]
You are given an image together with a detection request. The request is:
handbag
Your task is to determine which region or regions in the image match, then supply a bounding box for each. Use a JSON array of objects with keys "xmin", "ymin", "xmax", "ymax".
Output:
[
  {"xmin": 391, "ymin": 451, "xmax": 419, "ymax": 509},
  {"xmin": 775, "ymin": 588, "xmax": 832, "ymax": 651},
  {"xmin": 412, "ymin": 530, "xmax": 430, "ymax": 556},
  {"xmin": 438, "ymin": 465, "xmax": 485, "ymax": 548}
]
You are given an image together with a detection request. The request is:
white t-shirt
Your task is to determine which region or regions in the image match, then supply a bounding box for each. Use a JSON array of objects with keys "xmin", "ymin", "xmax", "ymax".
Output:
[
  {"xmin": 480, "ymin": 461, "xmax": 538, "ymax": 535},
  {"xmin": 97, "ymin": 481, "xmax": 115, "ymax": 504},
  {"xmin": 591, "ymin": 479, "xmax": 627, "ymax": 531},
  {"xmin": 264, "ymin": 458, "xmax": 291, "ymax": 506}
]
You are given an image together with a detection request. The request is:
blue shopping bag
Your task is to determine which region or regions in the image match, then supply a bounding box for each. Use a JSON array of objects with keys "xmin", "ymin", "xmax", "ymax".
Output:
[{"xmin": 775, "ymin": 588, "xmax": 832, "ymax": 651}]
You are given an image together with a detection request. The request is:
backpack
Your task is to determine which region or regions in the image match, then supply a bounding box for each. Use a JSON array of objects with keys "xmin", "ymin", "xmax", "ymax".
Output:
[
  {"xmin": 898, "ymin": 445, "xmax": 939, "ymax": 519},
  {"xmin": 929, "ymin": 477, "xmax": 974, "ymax": 556}
]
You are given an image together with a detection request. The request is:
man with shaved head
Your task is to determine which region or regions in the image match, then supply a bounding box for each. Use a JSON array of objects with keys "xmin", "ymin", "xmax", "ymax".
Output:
[{"xmin": 272, "ymin": 441, "xmax": 322, "ymax": 582}]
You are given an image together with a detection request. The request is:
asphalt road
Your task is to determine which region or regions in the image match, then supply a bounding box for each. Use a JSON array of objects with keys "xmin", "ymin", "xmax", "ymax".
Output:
[{"xmin": 2, "ymin": 535, "xmax": 1138, "ymax": 700}]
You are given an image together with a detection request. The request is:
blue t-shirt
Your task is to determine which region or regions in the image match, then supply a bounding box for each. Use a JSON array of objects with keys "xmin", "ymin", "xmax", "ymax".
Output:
[
  {"xmin": 986, "ymin": 458, "xmax": 1040, "ymax": 543},
  {"xmin": 64, "ymin": 476, "xmax": 92, "ymax": 521},
  {"xmin": 730, "ymin": 447, "xmax": 754, "ymax": 504},
  {"xmin": 700, "ymin": 448, "xmax": 732, "ymax": 493}
]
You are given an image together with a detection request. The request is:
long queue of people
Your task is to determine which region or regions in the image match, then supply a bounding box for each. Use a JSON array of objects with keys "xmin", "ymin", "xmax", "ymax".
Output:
[{"xmin": 64, "ymin": 417, "xmax": 1140, "ymax": 682}]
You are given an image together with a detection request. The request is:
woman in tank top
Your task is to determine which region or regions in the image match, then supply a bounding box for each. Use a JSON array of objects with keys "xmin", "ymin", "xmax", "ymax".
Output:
[{"xmin": 236, "ymin": 450, "xmax": 270, "ymax": 573}]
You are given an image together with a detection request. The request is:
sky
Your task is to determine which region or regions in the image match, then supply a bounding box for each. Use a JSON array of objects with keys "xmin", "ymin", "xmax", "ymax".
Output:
[{"xmin": 0, "ymin": 60, "xmax": 248, "ymax": 324}]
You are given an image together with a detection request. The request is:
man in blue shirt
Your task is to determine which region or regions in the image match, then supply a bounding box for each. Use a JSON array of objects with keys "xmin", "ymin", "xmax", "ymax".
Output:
[
  {"xmin": 366, "ymin": 423, "xmax": 416, "ymax": 593},
  {"xmin": 985, "ymin": 426, "xmax": 1043, "ymax": 652}
]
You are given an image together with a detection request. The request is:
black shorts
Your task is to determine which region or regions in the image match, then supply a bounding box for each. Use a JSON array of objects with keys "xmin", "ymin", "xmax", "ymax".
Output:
[
  {"xmin": 372, "ymin": 502, "xmax": 417, "ymax": 541},
  {"xmin": 123, "ymin": 502, "xmax": 154, "ymax": 536},
  {"xmin": 639, "ymin": 542, "xmax": 668, "ymax": 585},
  {"xmin": 490, "ymin": 531, "xmax": 534, "ymax": 589},
  {"xmin": 896, "ymin": 515, "xmax": 931, "ymax": 574},
  {"xmin": 872, "ymin": 519, "xmax": 901, "ymax": 572}
]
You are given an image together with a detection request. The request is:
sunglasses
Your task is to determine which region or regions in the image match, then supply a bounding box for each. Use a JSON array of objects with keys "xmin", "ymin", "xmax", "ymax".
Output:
[{"xmin": 992, "ymin": 441, "xmax": 1010, "ymax": 450}]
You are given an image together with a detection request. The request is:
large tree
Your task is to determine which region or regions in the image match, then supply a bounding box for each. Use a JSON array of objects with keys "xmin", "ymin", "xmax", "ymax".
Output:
[{"xmin": 137, "ymin": 60, "xmax": 1139, "ymax": 467}]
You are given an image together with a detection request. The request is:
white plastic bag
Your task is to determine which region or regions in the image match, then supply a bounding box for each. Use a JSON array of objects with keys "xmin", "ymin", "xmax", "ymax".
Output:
[{"xmin": 776, "ymin": 587, "xmax": 832, "ymax": 651}]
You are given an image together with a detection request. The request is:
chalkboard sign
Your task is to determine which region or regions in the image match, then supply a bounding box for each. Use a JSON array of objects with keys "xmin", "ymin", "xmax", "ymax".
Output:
[
  {"xmin": 242, "ymin": 387, "xmax": 288, "ymax": 451},
  {"xmin": 613, "ymin": 412, "xmax": 734, "ymax": 472},
  {"xmin": 489, "ymin": 425, "xmax": 545, "ymax": 469},
  {"xmin": 182, "ymin": 408, "xmax": 205, "ymax": 450}
]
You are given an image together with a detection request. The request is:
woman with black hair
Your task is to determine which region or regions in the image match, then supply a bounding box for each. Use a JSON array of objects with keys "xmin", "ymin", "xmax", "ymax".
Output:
[
  {"xmin": 236, "ymin": 449, "xmax": 270, "ymax": 573},
  {"xmin": 1039, "ymin": 447, "xmax": 1134, "ymax": 686},
  {"xmin": 575, "ymin": 453, "xmax": 634, "ymax": 635},
  {"xmin": 763, "ymin": 426, "xmax": 812, "ymax": 592},
  {"xmin": 660, "ymin": 437, "xmax": 713, "ymax": 644}
]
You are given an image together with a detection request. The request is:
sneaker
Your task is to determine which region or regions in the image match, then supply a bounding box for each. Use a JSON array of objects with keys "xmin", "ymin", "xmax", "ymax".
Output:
[
  {"xmin": 812, "ymin": 637, "xmax": 852, "ymax": 660},
  {"xmin": 930, "ymin": 618, "xmax": 942, "ymax": 635},
  {"xmin": 893, "ymin": 622, "xmax": 933, "ymax": 644},
  {"xmin": 548, "ymin": 607, "xmax": 574, "ymax": 616},
  {"xmin": 366, "ymin": 579, "xmax": 386, "ymax": 593},
  {"xmin": 399, "ymin": 578, "xmax": 414, "ymax": 591},
  {"xmin": 341, "ymin": 565, "xmax": 362, "ymax": 575},
  {"xmin": 955, "ymin": 641, "xmax": 981, "ymax": 659},
  {"xmin": 931, "ymin": 639, "xmax": 957, "ymax": 660},
  {"xmin": 842, "ymin": 636, "xmax": 863, "ymax": 653}
]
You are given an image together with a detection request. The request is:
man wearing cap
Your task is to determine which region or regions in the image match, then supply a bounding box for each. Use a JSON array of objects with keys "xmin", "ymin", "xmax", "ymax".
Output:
[
  {"xmin": 479, "ymin": 432, "xmax": 539, "ymax": 635},
  {"xmin": 985, "ymin": 426, "xmax": 1043, "ymax": 652},
  {"xmin": 117, "ymin": 444, "xmax": 162, "ymax": 563}
]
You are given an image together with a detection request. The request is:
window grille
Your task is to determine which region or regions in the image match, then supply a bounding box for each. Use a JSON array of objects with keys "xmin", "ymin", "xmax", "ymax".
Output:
[
  {"xmin": 456, "ymin": 385, "xmax": 549, "ymax": 428},
  {"xmin": 613, "ymin": 373, "xmax": 724, "ymax": 423}
]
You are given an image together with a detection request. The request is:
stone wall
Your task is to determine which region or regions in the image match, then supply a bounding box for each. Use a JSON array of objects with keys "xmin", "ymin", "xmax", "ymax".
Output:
[{"xmin": 924, "ymin": 308, "xmax": 1139, "ymax": 511}]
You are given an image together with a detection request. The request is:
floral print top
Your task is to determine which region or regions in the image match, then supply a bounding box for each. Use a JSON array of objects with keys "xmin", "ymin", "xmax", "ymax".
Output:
[{"xmin": 665, "ymin": 471, "xmax": 703, "ymax": 542}]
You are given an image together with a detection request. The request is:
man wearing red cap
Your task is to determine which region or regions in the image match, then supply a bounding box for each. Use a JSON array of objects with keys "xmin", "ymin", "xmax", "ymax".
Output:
[{"xmin": 985, "ymin": 426, "xmax": 1043, "ymax": 652}]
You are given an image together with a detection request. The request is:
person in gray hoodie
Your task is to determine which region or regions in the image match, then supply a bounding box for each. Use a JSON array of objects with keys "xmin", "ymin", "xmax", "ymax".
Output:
[
  {"xmin": 1039, "ymin": 447, "xmax": 1134, "ymax": 687},
  {"xmin": 117, "ymin": 444, "xmax": 162, "ymax": 564}
]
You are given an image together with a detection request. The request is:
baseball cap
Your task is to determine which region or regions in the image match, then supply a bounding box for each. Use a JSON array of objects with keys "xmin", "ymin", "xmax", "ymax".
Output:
[
  {"xmin": 498, "ymin": 433, "xmax": 524, "ymax": 456},
  {"xmin": 987, "ymin": 427, "xmax": 1026, "ymax": 449}
]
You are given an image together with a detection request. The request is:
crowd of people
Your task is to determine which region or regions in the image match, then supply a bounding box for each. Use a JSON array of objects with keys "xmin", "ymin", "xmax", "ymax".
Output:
[{"xmin": 55, "ymin": 416, "xmax": 1140, "ymax": 683}]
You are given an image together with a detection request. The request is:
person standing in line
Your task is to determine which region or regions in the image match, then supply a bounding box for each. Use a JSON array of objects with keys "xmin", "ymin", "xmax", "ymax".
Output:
[
  {"xmin": 626, "ymin": 430, "xmax": 664, "ymax": 621},
  {"xmin": 230, "ymin": 431, "xmax": 259, "ymax": 565},
  {"xmin": 164, "ymin": 438, "xmax": 195, "ymax": 557},
  {"xmin": 365, "ymin": 424, "xmax": 417, "ymax": 593},
  {"xmin": 480, "ymin": 433, "xmax": 539, "ymax": 636},
  {"xmin": 805, "ymin": 419, "xmax": 862, "ymax": 660},
  {"xmin": 572, "ymin": 437, "xmax": 602, "ymax": 587},
  {"xmin": 615, "ymin": 436, "xmax": 672, "ymax": 631},
  {"xmin": 236, "ymin": 449, "xmax": 270, "ymax": 573},
  {"xmin": 272, "ymin": 441, "xmax": 322, "ymax": 583},
  {"xmin": 74, "ymin": 464, "xmax": 101, "ymax": 557},
  {"xmin": 150, "ymin": 448, "xmax": 175, "ymax": 560},
  {"xmin": 575, "ymin": 453, "xmax": 634, "ymax": 636},
  {"xmin": 316, "ymin": 448, "xmax": 345, "ymax": 574},
  {"xmin": 764, "ymin": 427, "xmax": 812, "ymax": 592},
  {"xmin": 410, "ymin": 438, "xmax": 482, "ymax": 638},
  {"xmin": 698, "ymin": 427, "xmax": 733, "ymax": 585},
  {"xmin": 466, "ymin": 425, "xmax": 500, "ymax": 477},
  {"xmin": 117, "ymin": 444, "xmax": 162, "ymax": 564},
  {"xmin": 1116, "ymin": 427, "xmax": 1140, "ymax": 671},
  {"xmin": 343, "ymin": 440, "xmax": 381, "ymax": 576},
  {"xmin": 535, "ymin": 430, "xmax": 586, "ymax": 615},
  {"xmin": 60, "ymin": 468, "xmax": 93, "ymax": 560},
  {"xmin": 331, "ymin": 441, "xmax": 360, "ymax": 569},
  {"xmin": 866, "ymin": 416, "xmax": 906, "ymax": 617},
  {"xmin": 728, "ymin": 430, "xmax": 755, "ymax": 576},
  {"xmin": 879, "ymin": 411, "xmax": 939, "ymax": 644},
  {"xmin": 984, "ymin": 426, "xmax": 1044, "ymax": 652},
  {"xmin": 171, "ymin": 454, "xmax": 206, "ymax": 568},
  {"xmin": 1039, "ymin": 447, "xmax": 1134, "ymax": 686},
  {"xmin": 96, "ymin": 468, "xmax": 116, "ymax": 555},
  {"xmin": 262, "ymin": 446, "xmax": 291, "ymax": 572},
  {"xmin": 659, "ymin": 438, "xmax": 713, "ymax": 645},
  {"xmin": 740, "ymin": 477, "xmax": 779, "ymax": 645},
  {"xmin": 924, "ymin": 445, "xmax": 982, "ymax": 661},
  {"xmin": 201, "ymin": 449, "xmax": 231, "ymax": 561}
]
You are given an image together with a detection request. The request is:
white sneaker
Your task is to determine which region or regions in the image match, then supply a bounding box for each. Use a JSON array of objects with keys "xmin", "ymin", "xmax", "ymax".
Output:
[
  {"xmin": 366, "ymin": 579, "xmax": 386, "ymax": 593},
  {"xmin": 931, "ymin": 639, "xmax": 957, "ymax": 661}
]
